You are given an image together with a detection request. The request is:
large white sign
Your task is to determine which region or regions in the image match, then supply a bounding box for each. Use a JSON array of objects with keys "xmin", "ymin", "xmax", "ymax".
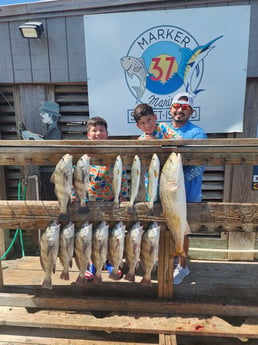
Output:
[{"xmin": 84, "ymin": 6, "xmax": 250, "ymax": 135}]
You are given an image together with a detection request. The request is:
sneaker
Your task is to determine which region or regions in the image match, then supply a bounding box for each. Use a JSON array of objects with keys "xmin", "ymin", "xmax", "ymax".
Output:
[
  {"xmin": 84, "ymin": 264, "xmax": 96, "ymax": 281},
  {"xmin": 105, "ymin": 262, "xmax": 114, "ymax": 274},
  {"xmin": 105, "ymin": 262, "xmax": 123, "ymax": 279},
  {"xmin": 173, "ymin": 264, "xmax": 190, "ymax": 285}
]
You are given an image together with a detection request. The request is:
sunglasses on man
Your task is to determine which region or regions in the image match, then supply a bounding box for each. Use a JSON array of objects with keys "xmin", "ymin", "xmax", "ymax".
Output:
[{"xmin": 172, "ymin": 103, "xmax": 192, "ymax": 110}]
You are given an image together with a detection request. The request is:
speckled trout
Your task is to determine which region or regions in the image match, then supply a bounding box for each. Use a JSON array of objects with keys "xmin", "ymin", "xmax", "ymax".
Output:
[
  {"xmin": 128, "ymin": 155, "xmax": 141, "ymax": 212},
  {"xmin": 147, "ymin": 153, "xmax": 160, "ymax": 211},
  {"xmin": 159, "ymin": 152, "xmax": 187, "ymax": 257},
  {"xmin": 112, "ymin": 155, "xmax": 123, "ymax": 208}
]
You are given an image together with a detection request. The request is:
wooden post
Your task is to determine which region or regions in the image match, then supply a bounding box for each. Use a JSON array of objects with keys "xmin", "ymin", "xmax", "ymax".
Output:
[
  {"xmin": 158, "ymin": 227, "xmax": 174, "ymax": 298},
  {"xmin": 0, "ymin": 132, "xmax": 10, "ymax": 257},
  {"xmin": 0, "ymin": 260, "xmax": 3, "ymax": 288}
]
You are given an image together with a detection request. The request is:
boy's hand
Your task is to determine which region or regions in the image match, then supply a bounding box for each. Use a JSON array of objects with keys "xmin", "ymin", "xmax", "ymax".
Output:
[{"xmin": 138, "ymin": 134, "xmax": 155, "ymax": 140}]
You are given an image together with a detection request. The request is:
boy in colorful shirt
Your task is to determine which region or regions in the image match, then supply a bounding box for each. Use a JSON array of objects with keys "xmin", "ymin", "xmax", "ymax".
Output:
[
  {"xmin": 133, "ymin": 103, "xmax": 180, "ymax": 140},
  {"xmin": 86, "ymin": 117, "xmax": 128, "ymax": 202}
]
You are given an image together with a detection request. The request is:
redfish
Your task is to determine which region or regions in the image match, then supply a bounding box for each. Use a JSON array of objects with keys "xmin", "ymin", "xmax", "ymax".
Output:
[{"xmin": 159, "ymin": 152, "xmax": 187, "ymax": 257}]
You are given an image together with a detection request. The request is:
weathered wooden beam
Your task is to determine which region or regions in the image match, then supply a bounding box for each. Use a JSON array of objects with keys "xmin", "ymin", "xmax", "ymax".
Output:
[
  {"xmin": 0, "ymin": 292, "xmax": 257, "ymax": 317},
  {"xmin": 0, "ymin": 306, "xmax": 257, "ymax": 339},
  {"xmin": 0, "ymin": 139, "xmax": 257, "ymax": 166},
  {"xmin": 0, "ymin": 201, "xmax": 257, "ymax": 232}
]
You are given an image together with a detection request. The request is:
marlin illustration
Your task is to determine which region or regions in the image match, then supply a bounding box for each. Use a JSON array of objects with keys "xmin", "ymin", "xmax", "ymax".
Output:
[
  {"xmin": 177, "ymin": 35, "xmax": 223, "ymax": 95},
  {"xmin": 121, "ymin": 56, "xmax": 148, "ymax": 102}
]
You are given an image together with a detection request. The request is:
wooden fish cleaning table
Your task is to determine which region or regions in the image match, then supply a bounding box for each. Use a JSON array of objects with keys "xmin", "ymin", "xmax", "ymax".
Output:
[{"xmin": 0, "ymin": 139, "xmax": 257, "ymax": 344}]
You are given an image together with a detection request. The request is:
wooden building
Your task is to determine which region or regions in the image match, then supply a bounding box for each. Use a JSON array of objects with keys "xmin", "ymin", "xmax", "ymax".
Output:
[{"xmin": 0, "ymin": 0, "xmax": 257, "ymax": 204}]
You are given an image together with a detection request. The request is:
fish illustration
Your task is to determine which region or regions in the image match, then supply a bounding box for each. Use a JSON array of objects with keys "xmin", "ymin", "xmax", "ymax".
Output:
[
  {"xmin": 159, "ymin": 152, "xmax": 187, "ymax": 257},
  {"xmin": 108, "ymin": 221, "xmax": 126, "ymax": 280},
  {"xmin": 147, "ymin": 153, "xmax": 160, "ymax": 211},
  {"xmin": 73, "ymin": 154, "xmax": 91, "ymax": 214},
  {"xmin": 74, "ymin": 221, "xmax": 92, "ymax": 285},
  {"xmin": 140, "ymin": 221, "xmax": 160, "ymax": 287},
  {"xmin": 50, "ymin": 153, "xmax": 74, "ymax": 222},
  {"xmin": 121, "ymin": 56, "xmax": 148, "ymax": 102},
  {"xmin": 40, "ymin": 220, "xmax": 60, "ymax": 290},
  {"xmin": 112, "ymin": 155, "xmax": 123, "ymax": 208},
  {"xmin": 92, "ymin": 221, "xmax": 109, "ymax": 285},
  {"xmin": 177, "ymin": 35, "xmax": 223, "ymax": 95},
  {"xmin": 124, "ymin": 221, "xmax": 143, "ymax": 282},
  {"xmin": 59, "ymin": 221, "xmax": 75, "ymax": 280},
  {"xmin": 128, "ymin": 155, "xmax": 141, "ymax": 213}
]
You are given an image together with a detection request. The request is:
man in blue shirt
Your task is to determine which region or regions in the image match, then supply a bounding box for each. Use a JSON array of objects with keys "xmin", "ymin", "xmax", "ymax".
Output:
[{"xmin": 169, "ymin": 92, "xmax": 207, "ymax": 284}]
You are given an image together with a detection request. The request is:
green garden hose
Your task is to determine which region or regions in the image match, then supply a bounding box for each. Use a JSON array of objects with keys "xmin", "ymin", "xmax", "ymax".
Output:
[{"xmin": 0, "ymin": 180, "xmax": 26, "ymax": 260}]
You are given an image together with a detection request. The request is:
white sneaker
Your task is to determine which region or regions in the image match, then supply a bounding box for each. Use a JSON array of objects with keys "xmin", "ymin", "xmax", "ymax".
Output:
[{"xmin": 173, "ymin": 264, "xmax": 190, "ymax": 285}]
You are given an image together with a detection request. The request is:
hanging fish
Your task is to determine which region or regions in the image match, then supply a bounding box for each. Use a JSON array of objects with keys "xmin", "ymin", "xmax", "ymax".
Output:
[
  {"xmin": 108, "ymin": 221, "xmax": 126, "ymax": 280},
  {"xmin": 50, "ymin": 153, "xmax": 73, "ymax": 222},
  {"xmin": 59, "ymin": 221, "xmax": 75, "ymax": 280},
  {"xmin": 112, "ymin": 155, "xmax": 123, "ymax": 208},
  {"xmin": 73, "ymin": 154, "xmax": 91, "ymax": 214},
  {"xmin": 91, "ymin": 221, "xmax": 109, "ymax": 285},
  {"xmin": 40, "ymin": 220, "xmax": 60, "ymax": 290},
  {"xmin": 147, "ymin": 153, "xmax": 160, "ymax": 211},
  {"xmin": 140, "ymin": 221, "xmax": 160, "ymax": 287},
  {"xmin": 124, "ymin": 221, "xmax": 143, "ymax": 282},
  {"xmin": 74, "ymin": 221, "xmax": 92, "ymax": 285},
  {"xmin": 159, "ymin": 152, "xmax": 187, "ymax": 257},
  {"xmin": 128, "ymin": 155, "xmax": 141, "ymax": 212}
]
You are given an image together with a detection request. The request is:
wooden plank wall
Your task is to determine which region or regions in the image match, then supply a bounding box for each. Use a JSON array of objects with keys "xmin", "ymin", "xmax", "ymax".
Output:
[{"xmin": 0, "ymin": 83, "xmax": 226, "ymax": 203}]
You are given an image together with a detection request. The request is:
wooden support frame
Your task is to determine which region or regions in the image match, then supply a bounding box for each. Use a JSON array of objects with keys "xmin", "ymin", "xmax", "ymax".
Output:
[{"xmin": 0, "ymin": 139, "xmax": 257, "ymax": 344}]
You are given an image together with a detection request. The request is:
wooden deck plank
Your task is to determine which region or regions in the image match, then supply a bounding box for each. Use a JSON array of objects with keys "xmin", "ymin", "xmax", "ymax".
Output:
[
  {"xmin": 1, "ymin": 257, "xmax": 257, "ymax": 315},
  {"xmin": 0, "ymin": 325, "xmax": 157, "ymax": 345},
  {"xmin": 0, "ymin": 334, "xmax": 154, "ymax": 345},
  {"xmin": 0, "ymin": 307, "xmax": 257, "ymax": 339}
]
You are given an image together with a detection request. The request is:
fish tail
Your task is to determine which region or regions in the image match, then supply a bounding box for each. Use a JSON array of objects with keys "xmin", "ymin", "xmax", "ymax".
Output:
[
  {"xmin": 41, "ymin": 276, "xmax": 53, "ymax": 290},
  {"xmin": 78, "ymin": 205, "xmax": 90, "ymax": 214},
  {"xmin": 113, "ymin": 200, "xmax": 120, "ymax": 209},
  {"xmin": 140, "ymin": 277, "xmax": 152, "ymax": 287},
  {"xmin": 93, "ymin": 274, "xmax": 102, "ymax": 285},
  {"xmin": 124, "ymin": 272, "xmax": 135, "ymax": 282},
  {"xmin": 58, "ymin": 213, "xmax": 70, "ymax": 222},
  {"xmin": 75, "ymin": 274, "xmax": 87, "ymax": 286},
  {"xmin": 60, "ymin": 270, "xmax": 70, "ymax": 280}
]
